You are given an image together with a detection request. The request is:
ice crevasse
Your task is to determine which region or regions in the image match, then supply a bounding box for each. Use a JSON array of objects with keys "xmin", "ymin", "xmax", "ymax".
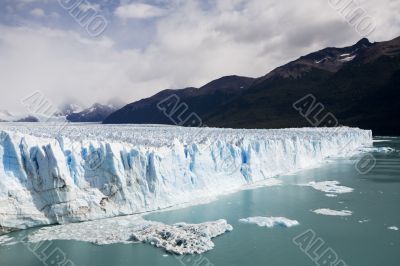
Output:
[{"xmin": 0, "ymin": 124, "xmax": 372, "ymax": 230}]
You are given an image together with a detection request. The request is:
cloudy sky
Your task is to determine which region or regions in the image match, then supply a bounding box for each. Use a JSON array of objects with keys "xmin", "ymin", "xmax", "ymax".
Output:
[{"xmin": 0, "ymin": 0, "xmax": 399, "ymax": 113}]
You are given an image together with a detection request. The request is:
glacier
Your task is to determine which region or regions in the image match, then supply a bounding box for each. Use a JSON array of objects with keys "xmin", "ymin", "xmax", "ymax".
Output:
[{"xmin": 0, "ymin": 124, "xmax": 372, "ymax": 231}]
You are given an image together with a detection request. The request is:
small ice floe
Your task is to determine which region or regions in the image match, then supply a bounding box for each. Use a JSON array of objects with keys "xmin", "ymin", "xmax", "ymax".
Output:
[
  {"xmin": 325, "ymin": 194, "xmax": 338, "ymax": 198},
  {"xmin": 312, "ymin": 208, "xmax": 352, "ymax": 216},
  {"xmin": 359, "ymin": 147, "xmax": 396, "ymax": 153},
  {"xmin": 358, "ymin": 219, "xmax": 370, "ymax": 224},
  {"xmin": 239, "ymin": 217, "xmax": 299, "ymax": 228},
  {"xmin": 301, "ymin": 181, "xmax": 353, "ymax": 194},
  {"xmin": 387, "ymin": 226, "xmax": 399, "ymax": 231},
  {"xmin": 26, "ymin": 216, "xmax": 233, "ymax": 255}
]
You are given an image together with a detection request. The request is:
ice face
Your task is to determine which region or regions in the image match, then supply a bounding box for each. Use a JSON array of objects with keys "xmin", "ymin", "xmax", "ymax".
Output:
[{"xmin": 0, "ymin": 124, "xmax": 372, "ymax": 230}]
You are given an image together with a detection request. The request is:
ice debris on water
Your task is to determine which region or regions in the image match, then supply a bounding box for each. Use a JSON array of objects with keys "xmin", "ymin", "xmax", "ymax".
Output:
[
  {"xmin": 301, "ymin": 181, "xmax": 354, "ymax": 194},
  {"xmin": 26, "ymin": 215, "xmax": 232, "ymax": 255}
]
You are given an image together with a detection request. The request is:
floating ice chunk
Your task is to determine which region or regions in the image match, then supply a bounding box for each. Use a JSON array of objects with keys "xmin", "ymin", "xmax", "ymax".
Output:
[
  {"xmin": 388, "ymin": 226, "xmax": 399, "ymax": 231},
  {"xmin": 138, "ymin": 220, "xmax": 233, "ymax": 254},
  {"xmin": 312, "ymin": 208, "xmax": 352, "ymax": 216},
  {"xmin": 26, "ymin": 215, "xmax": 232, "ymax": 255},
  {"xmin": 325, "ymin": 194, "xmax": 338, "ymax": 198},
  {"xmin": 302, "ymin": 181, "xmax": 354, "ymax": 194},
  {"xmin": 359, "ymin": 147, "xmax": 395, "ymax": 153},
  {"xmin": 358, "ymin": 219, "xmax": 369, "ymax": 223},
  {"xmin": 239, "ymin": 217, "xmax": 299, "ymax": 228}
]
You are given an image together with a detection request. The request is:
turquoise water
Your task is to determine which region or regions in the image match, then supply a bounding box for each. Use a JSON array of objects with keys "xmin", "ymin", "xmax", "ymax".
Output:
[{"xmin": 1, "ymin": 137, "xmax": 399, "ymax": 266}]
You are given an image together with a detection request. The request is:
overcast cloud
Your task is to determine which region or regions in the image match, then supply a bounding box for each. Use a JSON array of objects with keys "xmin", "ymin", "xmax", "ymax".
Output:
[{"xmin": 0, "ymin": 0, "xmax": 399, "ymax": 113}]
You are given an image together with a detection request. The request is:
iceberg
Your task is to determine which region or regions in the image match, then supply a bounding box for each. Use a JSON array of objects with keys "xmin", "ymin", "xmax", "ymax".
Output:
[
  {"xmin": 239, "ymin": 216, "xmax": 299, "ymax": 228},
  {"xmin": 25, "ymin": 215, "xmax": 233, "ymax": 255},
  {"xmin": 312, "ymin": 209, "xmax": 353, "ymax": 216},
  {"xmin": 0, "ymin": 124, "xmax": 372, "ymax": 230}
]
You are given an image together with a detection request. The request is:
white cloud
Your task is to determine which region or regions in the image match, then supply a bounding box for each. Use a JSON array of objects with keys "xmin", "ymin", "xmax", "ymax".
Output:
[
  {"xmin": 29, "ymin": 8, "xmax": 45, "ymax": 17},
  {"xmin": 0, "ymin": 0, "xmax": 399, "ymax": 113},
  {"xmin": 79, "ymin": 3, "xmax": 101, "ymax": 12},
  {"xmin": 115, "ymin": 3, "xmax": 166, "ymax": 19},
  {"xmin": 50, "ymin": 12, "xmax": 60, "ymax": 19}
]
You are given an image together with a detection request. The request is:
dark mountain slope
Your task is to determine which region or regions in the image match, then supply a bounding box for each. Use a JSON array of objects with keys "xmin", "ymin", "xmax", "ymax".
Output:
[
  {"xmin": 103, "ymin": 76, "xmax": 255, "ymax": 124},
  {"xmin": 205, "ymin": 36, "xmax": 400, "ymax": 135}
]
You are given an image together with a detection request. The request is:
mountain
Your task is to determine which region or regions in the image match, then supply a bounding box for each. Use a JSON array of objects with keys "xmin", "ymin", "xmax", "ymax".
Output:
[
  {"xmin": 59, "ymin": 103, "xmax": 84, "ymax": 116},
  {"xmin": 258, "ymin": 38, "xmax": 372, "ymax": 80},
  {"xmin": 67, "ymin": 103, "xmax": 120, "ymax": 123},
  {"xmin": 0, "ymin": 110, "xmax": 39, "ymax": 123},
  {"xmin": 204, "ymin": 36, "xmax": 400, "ymax": 135},
  {"xmin": 0, "ymin": 110, "xmax": 13, "ymax": 122},
  {"xmin": 14, "ymin": 116, "xmax": 40, "ymax": 122},
  {"xmin": 103, "ymin": 36, "xmax": 400, "ymax": 135},
  {"xmin": 103, "ymin": 75, "xmax": 255, "ymax": 124}
]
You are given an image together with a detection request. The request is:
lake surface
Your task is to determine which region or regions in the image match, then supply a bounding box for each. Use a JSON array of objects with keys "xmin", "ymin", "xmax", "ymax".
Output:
[{"xmin": 1, "ymin": 137, "xmax": 399, "ymax": 266}]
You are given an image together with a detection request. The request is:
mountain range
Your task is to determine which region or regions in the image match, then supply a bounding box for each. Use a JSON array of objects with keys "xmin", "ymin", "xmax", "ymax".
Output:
[
  {"xmin": 0, "ymin": 110, "xmax": 39, "ymax": 123},
  {"xmin": 103, "ymin": 36, "xmax": 400, "ymax": 135},
  {"xmin": 0, "ymin": 101, "xmax": 124, "ymax": 123},
  {"xmin": 65, "ymin": 103, "xmax": 121, "ymax": 123},
  {"xmin": 103, "ymin": 75, "xmax": 255, "ymax": 125}
]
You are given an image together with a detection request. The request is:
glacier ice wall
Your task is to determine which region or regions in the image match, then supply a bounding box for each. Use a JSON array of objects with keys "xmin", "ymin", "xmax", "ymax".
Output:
[{"xmin": 0, "ymin": 124, "xmax": 372, "ymax": 230}]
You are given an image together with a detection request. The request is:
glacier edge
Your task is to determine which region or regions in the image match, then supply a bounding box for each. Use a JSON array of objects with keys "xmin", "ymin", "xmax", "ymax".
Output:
[{"xmin": 0, "ymin": 124, "xmax": 372, "ymax": 230}]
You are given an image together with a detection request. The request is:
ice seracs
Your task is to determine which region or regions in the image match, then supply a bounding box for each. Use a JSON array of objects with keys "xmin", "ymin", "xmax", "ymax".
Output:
[
  {"xmin": 239, "ymin": 217, "xmax": 299, "ymax": 228},
  {"xmin": 0, "ymin": 124, "xmax": 372, "ymax": 230}
]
